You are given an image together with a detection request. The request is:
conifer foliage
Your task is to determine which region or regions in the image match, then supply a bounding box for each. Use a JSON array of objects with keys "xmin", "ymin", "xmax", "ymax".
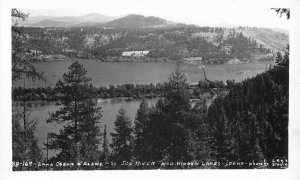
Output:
[
  {"xmin": 11, "ymin": 8, "xmax": 44, "ymax": 81},
  {"xmin": 134, "ymin": 98, "xmax": 151, "ymax": 161},
  {"xmin": 101, "ymin": 125, "xmax": 109, "ymax": 163},
  {"xmin": 136, "ymin": 66, "xmax": 204, "ymax": 164},
  {"xmin": 47, "ymin": 61, "xmax": 102, "ymax": 165},
  {"xmin": 207, "ymin": 48, "xmax": 289, "ymax": 168},
  {"xmin": 130, "ymin": 49, "xmax": 288, "ymax": 169},
  {"xmin": 110, "ymin": 107, "xmax": 133, "ymax": 166},
  {"xmin": 12, "ymin": 119, "xmax": 43, "ymax": 171},
  {"xmin": 12, "ymin": 9, "xmax": 44, "ymax": 171}
]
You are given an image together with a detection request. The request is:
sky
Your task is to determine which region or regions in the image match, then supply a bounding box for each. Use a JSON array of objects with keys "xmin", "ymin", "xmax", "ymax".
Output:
[{"xmin": 11, "ymin": 0, "xmax": 291, "ymax": 30}]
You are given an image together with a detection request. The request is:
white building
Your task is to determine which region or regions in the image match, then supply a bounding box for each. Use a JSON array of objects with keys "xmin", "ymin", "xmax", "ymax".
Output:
[{"xmin": 121, "ymin": 51, "xmax": 150, "ymax": 57}]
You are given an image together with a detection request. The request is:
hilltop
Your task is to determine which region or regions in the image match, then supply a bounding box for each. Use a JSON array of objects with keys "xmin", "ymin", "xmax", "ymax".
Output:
[
  {"xmin": 19, "ymin": 13, "xmax": 288, "ymax": 63},
  {"xmin": 99, "ymin": 14, "xmax": 177, "ymax": 29}
]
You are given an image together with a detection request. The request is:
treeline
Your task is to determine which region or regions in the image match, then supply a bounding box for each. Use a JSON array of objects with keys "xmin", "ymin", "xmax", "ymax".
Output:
[
  {"xmin": 12, "ymin": 80, "xmax": 231, "ymax": 102},
  {"xmin": 12, "ymin": 83, "xmax": 166, "ymax": 101}
]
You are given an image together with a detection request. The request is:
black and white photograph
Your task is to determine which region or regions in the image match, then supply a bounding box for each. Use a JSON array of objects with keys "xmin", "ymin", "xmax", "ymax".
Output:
[{"xmin": 1, "ymin": 0, "xmax": 300, "ymax": 178}]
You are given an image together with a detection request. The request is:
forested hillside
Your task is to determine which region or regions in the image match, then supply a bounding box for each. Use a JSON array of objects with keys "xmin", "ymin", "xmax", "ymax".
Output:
[
  {"xmin": 238, "ymin": 27, "xmax": 288, "ymax": 52},
  {"xmin": 23, "ymin": 24, "xmax": 287, "ymax": 63},
  {"xmin": 206, "ymin": 49, "xmax": 289, "ymax": 167}
]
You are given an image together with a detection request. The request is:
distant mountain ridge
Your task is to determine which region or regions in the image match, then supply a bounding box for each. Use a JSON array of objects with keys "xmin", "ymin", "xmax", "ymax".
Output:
[
  {"xmin": 20, "ymin": 13, "xmax": 116, "ymax": 27},
  {"xmin": 20, "ymin": 13, "xmax": 179, "ymax": 28},
  {"xmin": 29, "ymin": 19, "xmax": 74, "ymax": 27},
  {"xmin": 19, "ymin": 13, "xmax": 289, "ymax": 37},
  {"xmin": 99, "ymin": 14, "xmax": 177, "ymax": 29}
]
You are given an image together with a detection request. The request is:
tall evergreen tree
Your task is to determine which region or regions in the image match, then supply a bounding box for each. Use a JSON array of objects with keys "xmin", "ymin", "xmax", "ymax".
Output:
[
  {"xmin": 12, "ymin": 9, "xmax": 44, "ymax": 171},
  {"xmin": 101, "ymin": 125, "xmax": 109, "ymax": 163},
  {"xmin": 47, "ymin": 61, "xmax": 102, "ymax": 165},
  {"xmin": 145, "ymin": 66, "xmax": 196, "ymax": 164},
  {"xmin": 134, "ymin": 98, "xmax": 151, "ymax": 161},
  {"xmin": 12, "ymin": 118, "xmax": 43, "ymax": 171},
  {"xmin": 165, "ymin": 65, "xmax": 191, "ymax": 114},
  {"xmin": 110, "ymin": 107, "xmax": 133, "ymax": 165},
  {"xmin": 163, "ymin": 66, "xmax": 193, "ymax": 162},
  {"xmin": 11, "ymin": 8, "xmax": 44, "ymax": 81},
  {"xmin": 187, "ymin": 98, "xmax": 215, "ymax": 165},
  {"xmin": 146, "ymin": 98, "xmax": 168, "ymax": 161}
]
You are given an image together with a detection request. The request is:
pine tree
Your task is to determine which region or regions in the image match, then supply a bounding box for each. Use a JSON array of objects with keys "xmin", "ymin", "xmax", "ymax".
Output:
[
  {"xmin": 165, "ymin": 66, "xmax": 193, "ymax": 162},
  {"xmin": 145, "ymin": 66, "xmax": 194, "ymax": 163},
  {"xmin": 12, "ymin": 77, "xmax": 43, "ymax": 171},
  {"xmin": 165, "ymin": 65, "xmax": 191, "ymax": 114},
  {"xmin": 191, "ymin": 98, "xmax": 217, "ymax": 163},
  {"xmin": 12, "ymin": 9, "xmax": 44, "ymax": 171},
  {"xmin": 47, "ymin": 61, "xmax": 102, "ymax": 165},
  {"xmin": 147, "ymin": 98, "xmax": 168, "ymax": 161},
  {"xmin": 134, "ymin": 98, "xmax": 151, "ymax": 161},
  {"xmin": 110, "ymin": 107, "xmax": 133, "ymax": 165},
  {"xmin": 12, "ymin": 118, "xmax": 43, "ymax": 171},
  {"xmin": 101, "ymin": 125, "xmax": 109, "ymax": 163},
  {"xmin": 11, "ymin": 8, "xmax": 44, "ymax": 81},
  {"xmin": 212, "ymin": 106, "xmax": 237, "ymax": 167}
]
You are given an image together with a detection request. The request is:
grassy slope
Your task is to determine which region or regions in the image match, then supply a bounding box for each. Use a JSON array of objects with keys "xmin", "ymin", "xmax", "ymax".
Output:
[{"xmin": 238, "ymin": 28, "xmax": 289, "ymax": 52}]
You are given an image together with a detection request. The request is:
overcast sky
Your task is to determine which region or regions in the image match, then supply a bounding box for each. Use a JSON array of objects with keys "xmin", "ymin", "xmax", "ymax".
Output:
[{"xmin": 15, "ymin": 0, "xmax": 292, "ymax": 30}]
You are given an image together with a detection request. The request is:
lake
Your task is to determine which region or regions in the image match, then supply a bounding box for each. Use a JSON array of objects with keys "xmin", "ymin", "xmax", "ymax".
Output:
[
  {"xmin": 12, "ymin": 98, "xmax": 158, "ymax": 157},
  {"xmin": 12, "ymin": 60, "xmax": 272, "ymax": 88},
  {"xmin": 12, "ymin": 60, "xmax": 272, "ymax": 157}
]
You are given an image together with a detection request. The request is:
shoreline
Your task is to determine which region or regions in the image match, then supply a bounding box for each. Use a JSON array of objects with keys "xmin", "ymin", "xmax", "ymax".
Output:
[
  {"xmin": 12, "ymin": 96, "xmax": 158, "ymax": 108},
  {"xmin": 31, "ymin": 56, "xmax": 275, "ymax": 65}
]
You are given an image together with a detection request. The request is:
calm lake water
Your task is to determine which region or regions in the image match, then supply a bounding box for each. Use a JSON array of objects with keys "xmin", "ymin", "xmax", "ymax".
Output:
[
  {"xmin": 13, "ymin": 98, "xmax": 157, "ymax": 157},
  {"xmin": 12, "ymin": 60, "xmax": 272, "ymax": 157},
  {"xmin": 12, "ymin": 60, "xmax": 271, "ymax": 88}
]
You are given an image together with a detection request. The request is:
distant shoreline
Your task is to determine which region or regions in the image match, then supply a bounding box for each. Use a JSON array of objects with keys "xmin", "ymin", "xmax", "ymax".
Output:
[{"xmin": 31, "ymin": 56, "xmax": 274, "ymax": 65}]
